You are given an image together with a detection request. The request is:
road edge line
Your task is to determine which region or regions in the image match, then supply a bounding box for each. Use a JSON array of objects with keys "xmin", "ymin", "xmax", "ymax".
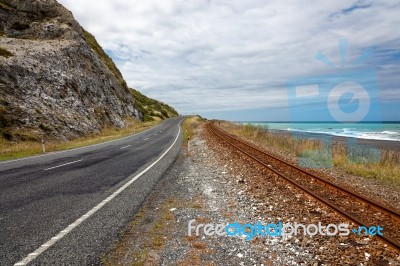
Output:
[
  {"xmin": 1, "ymin": 118, "xmax": 171, "ymax": 165},
  {"xmin": 13, "ymin": 120, "xmax": 182, "ymax": 266}
]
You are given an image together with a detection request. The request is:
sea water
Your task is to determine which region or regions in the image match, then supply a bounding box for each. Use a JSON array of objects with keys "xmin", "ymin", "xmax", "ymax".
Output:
[{"xmin": 243, "ymin": 122, "xmax": 400, "ymax": 142}]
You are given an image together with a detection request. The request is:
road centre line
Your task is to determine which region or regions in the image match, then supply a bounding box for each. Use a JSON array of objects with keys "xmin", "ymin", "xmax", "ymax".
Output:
[
  {"xmin": 0, "ymin": 119, "xmax": 169, "ymax": 165},
  {"xmin": 14, "ymin": 122, "xmax": 182, "ymax": 266},
  {"xmin": 120, "ymin": 145, "xmax": 131, "ymax": 149},
  {"xmin": 44, "ymin": 160, "xmax": 83, "ymax": 171}
]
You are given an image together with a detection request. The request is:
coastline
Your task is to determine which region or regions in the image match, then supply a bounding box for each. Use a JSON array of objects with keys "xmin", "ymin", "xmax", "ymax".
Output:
[
  {"xmin": 104, "ymin": 121, "xmax": 400, "ymax": 265},
  {"xmin": 269, "ymin": 129, "xmax": 400, "ymax": 152}
]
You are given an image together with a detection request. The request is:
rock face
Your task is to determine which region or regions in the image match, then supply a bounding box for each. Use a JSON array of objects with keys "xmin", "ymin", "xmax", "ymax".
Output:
[{"xmin": 0, "ymin": 0, "xmax": 142, "ymax": 140}]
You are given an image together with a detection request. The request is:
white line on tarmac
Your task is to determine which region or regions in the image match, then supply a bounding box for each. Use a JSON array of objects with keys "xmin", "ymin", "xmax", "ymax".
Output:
[
  {"xmin": 13, "ymin": 122, "xmax": 181, "ymax": 266},
  {"xmin": 120, "ymin": 145, "xmax": 131, "ymax": 149},
  {"xmin": 44, "ymin": 160, "xmax": 82, "ymax": 171},
  {"xmin": 0, "ymin": 120, "xmax": 169, "ymax": 165}
]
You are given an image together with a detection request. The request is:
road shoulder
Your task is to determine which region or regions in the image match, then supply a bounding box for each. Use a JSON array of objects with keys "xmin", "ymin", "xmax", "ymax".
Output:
[{"xmin": 102, "ymin": 122, "xmax": 400, "ymax": 265}]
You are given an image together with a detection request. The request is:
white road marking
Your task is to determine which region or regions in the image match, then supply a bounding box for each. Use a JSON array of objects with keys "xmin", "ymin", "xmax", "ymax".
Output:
[
  {"xmin": 44, "ymin": 160, "xmax": 82, "ymax": 171},
  {"xmin": 144, "ymin": 138, "xmax": 149, "ymax": 140},
  {"xmin": 0, "ymin": 120, "xmax": 168, "ymax": 165},
  {"xmin": 13, "ymin": 122, "xmax": 181, "ymax": 266},
  {"xmin": 120, "ymin": 145, "xmax": 131, "ymax": 149}
]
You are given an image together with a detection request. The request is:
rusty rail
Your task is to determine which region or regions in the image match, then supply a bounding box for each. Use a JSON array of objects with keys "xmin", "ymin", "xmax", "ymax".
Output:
[{"xmin": 208, "ymin": 122, "xmax": 400, "ymax": 251}]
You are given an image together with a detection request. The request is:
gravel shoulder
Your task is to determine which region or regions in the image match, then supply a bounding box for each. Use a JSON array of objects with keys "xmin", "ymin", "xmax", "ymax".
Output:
[{"xmin": 102, "ymin": 122, "xmax": 400, "ymax": 265}]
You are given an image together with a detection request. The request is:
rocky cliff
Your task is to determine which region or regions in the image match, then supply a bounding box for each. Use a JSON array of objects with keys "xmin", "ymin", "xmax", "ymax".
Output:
[{"xmin": 0, "ymin": 0, "xmax": 174, "ymax": 141}]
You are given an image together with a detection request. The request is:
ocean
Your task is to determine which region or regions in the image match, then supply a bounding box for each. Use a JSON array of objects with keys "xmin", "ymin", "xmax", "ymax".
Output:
[{"xmin": 243, "ymin": 122, "xmax": 400, "ymax": 142}]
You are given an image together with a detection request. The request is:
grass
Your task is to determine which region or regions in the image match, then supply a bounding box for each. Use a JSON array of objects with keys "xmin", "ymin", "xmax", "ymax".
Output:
[
  {"xmin": 82, "ymin": 30, "xmax": 128, "ymax": 92},
  {"xmin": 191, "ymin": 242, "xmax": 207, "ymax": 249},
  {"xmin": 182, "ymin": 115, "xmax": 206, "ymax": 150},
  {"xmin": 183, "ymin": 116, "xmax": 207, "ymax": 157},
  {"xmin": 102, "ymin": 197, "xmax": 180, "ymax": 266},
  {"xmin": 0, "ymin": 119, "xmax": 159, "ymax": 161},
  {"xmin": 82, "ymin": 29, "xmax": 178, "ymax": 121},
  {"xmin": 0, "ymin": 47, "xmax": 13, "ymax": 58},
  {"xmin": 102, "ymin": 194, "xmax": 206, "ymax": 265},
  {"xmin": 333, "ymin": 145, "xmax": 400, "ymax": 182},
  {"xmin": 0, "ymin": 105, "xmax": 11, "ymax": 128},
  {"xmin": 130, "ymin": 88, "xmax": 178, "ymax": 121},
  {"xmin": 221, "ymin": 122, "xmax": 400, "ymax": 186}
]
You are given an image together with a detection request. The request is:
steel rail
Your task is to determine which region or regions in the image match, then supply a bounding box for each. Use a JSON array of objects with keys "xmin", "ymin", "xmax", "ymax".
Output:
[
  {"xmin": 210, "ymin": 123, "xmax": 400, "ymax": 219},
  {"xmin": 208, "ymin": 123, "xmax": 400, "ymax": 251}
]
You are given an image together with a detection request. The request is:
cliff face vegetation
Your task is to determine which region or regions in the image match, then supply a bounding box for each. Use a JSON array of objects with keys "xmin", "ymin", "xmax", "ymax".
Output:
[
  {"xmin": 0, "ymin": 0, "xmax": 177, "ymax": 141},
  {"xmin": 130, "ymin": 89, "xmax": 178, "ymax": 122}
]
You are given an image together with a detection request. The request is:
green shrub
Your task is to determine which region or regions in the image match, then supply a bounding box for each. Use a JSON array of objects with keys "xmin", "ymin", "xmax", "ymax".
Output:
[
  {"xmin": 1, "ymin": 130, "xmax": 12, "ymax": 140},
  {"xmin": 161, "ymin": 109, "xmax": 169, "ymax": 118},
  {"xmin": 39, "ymin": 124, "xmax": 52, "ymax": 132},
  {"xmin": 0, "ymin": 98, "xmax": 8, "ymax": 106},
  {"xmin": 130, "ymin": 88, "xmax": 178, "ymax": 121},
  {"xmin": 82, "ymin": 30, "xmax": 128, "ymax": 92},
  {"xmin": 11, "ymin": 22, "xmax": 30, "ymax": 30},
  {"xmin": 143, "ymin": 114, "xmax": 154, "ymax": 122},
  {"xmin": 0, "ymin": 106, "xmax": 10, "ymax": 128},
  {"xmin": 82, "ymin": 30, "xmax": 179, "ymax": 122},
  {"xmin": 0, "ymin": 1, "xmax": 13, "ymax": 11},
  {"xmin": 0, "ymin": 47, "xmax": 13, "ymax": 58}
]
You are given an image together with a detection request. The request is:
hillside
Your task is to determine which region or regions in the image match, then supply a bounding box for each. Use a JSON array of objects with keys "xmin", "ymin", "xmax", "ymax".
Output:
[
  {"xmin": 130, "ymin": 89, "xmax": 178, "ymax": 122},
  {"xmin": 0, "ymin": 0, "xmax": 177, "ymax": 142},
  {"xmin": 83, "ymin": 30, "xmax": 178, "ymax": 121}
]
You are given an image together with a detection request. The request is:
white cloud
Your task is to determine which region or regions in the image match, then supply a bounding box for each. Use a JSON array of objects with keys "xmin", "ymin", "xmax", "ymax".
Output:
[{"xmin": 58, "ymin": 0, "xmax": 400, "ymax": 117}]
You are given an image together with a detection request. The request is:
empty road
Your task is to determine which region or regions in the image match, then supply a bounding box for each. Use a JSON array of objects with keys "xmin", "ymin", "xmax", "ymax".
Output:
[{"xmin": 0, "ymin": 117, "xmax": 184, "ymax": 265}]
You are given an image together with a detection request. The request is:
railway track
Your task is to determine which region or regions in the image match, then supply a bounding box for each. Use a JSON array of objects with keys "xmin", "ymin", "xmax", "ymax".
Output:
[{"xmin": 207, "ymin": 122, "xmax": 400, "ymax": 251}]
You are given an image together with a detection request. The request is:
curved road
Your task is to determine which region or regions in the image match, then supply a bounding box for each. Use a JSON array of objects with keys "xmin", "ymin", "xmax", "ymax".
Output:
[{"xmin": 0, "ymin": 117, "xmax": 184, "ymax": 265}]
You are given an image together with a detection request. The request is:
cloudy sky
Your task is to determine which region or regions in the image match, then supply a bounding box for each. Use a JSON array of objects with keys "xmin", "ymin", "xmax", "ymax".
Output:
[{"xmin": 58, "ymin": 0, "xmax": 400, "ymax": 121}]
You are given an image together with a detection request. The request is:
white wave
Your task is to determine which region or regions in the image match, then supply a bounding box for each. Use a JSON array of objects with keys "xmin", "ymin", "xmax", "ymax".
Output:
[
  {"xmin": 381, "ymin": 131, "xmax": 398, "ymax": 134},
  {"xmin": 284, "ymin": 128, "xmax": 400, "ymax": 141}
]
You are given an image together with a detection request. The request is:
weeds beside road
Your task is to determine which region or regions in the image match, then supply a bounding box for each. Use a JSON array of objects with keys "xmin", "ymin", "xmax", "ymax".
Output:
[
  {"xmin": 0, "ymin": 119, "xmax": 159, "ymax": 161},
  {"xmin": 103, "ymin": 120, "xmax": 400, "ymax": 265},
  {"xmin": 222, "ymin": 122, "xmax": 400, "ymax": 186}
]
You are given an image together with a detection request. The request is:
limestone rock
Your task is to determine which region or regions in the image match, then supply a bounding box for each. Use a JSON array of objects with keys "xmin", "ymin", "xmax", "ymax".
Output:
[{"xmin": 0, "ymin": 0, "xmax": 143, "ymax": 140}]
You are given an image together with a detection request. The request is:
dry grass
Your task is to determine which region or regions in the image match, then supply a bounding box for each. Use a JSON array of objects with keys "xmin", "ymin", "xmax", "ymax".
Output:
[
  {"xmin": 0, "ymin": 119, "xmax": 159, "ymax": 161},
  {"xmin": 102, "ymin": 197, "xmax": 180, "ymax": 266},
  {"xmin": 195, "ymin": 217, "xmax": 211, "ymax": 224},
  {"xmin": 183, "ymin": 116, "xmax": 206, "ymax": 156},
  {"xmin": 191, "ymin": 242, "xmax": 207, "ymax": 249},
  {"xmin": 186, "ymin": 235, "xmax": 199, "ymax": 242},
  {"xmin": 183, "ymin": 116, "xmax": 205, "ymax": 143},
  {"xmin": 221, "ymin": 122, "xmax": 400, "ymax": 185},
  {"xmin": 333, "ymin": 145, "xmax": 400, "ymax": 183}
]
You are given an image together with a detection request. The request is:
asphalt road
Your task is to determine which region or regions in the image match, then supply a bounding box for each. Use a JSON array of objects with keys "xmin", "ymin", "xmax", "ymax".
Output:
[{"xmin": 0, "ymin": 117, "xmax": 184, "ymax": 265}]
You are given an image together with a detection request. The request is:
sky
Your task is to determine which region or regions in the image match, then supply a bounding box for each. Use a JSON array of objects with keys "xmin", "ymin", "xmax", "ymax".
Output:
[{"xmin": 58, "ymin": 0, "xmax": 400, "ymax": 121}]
